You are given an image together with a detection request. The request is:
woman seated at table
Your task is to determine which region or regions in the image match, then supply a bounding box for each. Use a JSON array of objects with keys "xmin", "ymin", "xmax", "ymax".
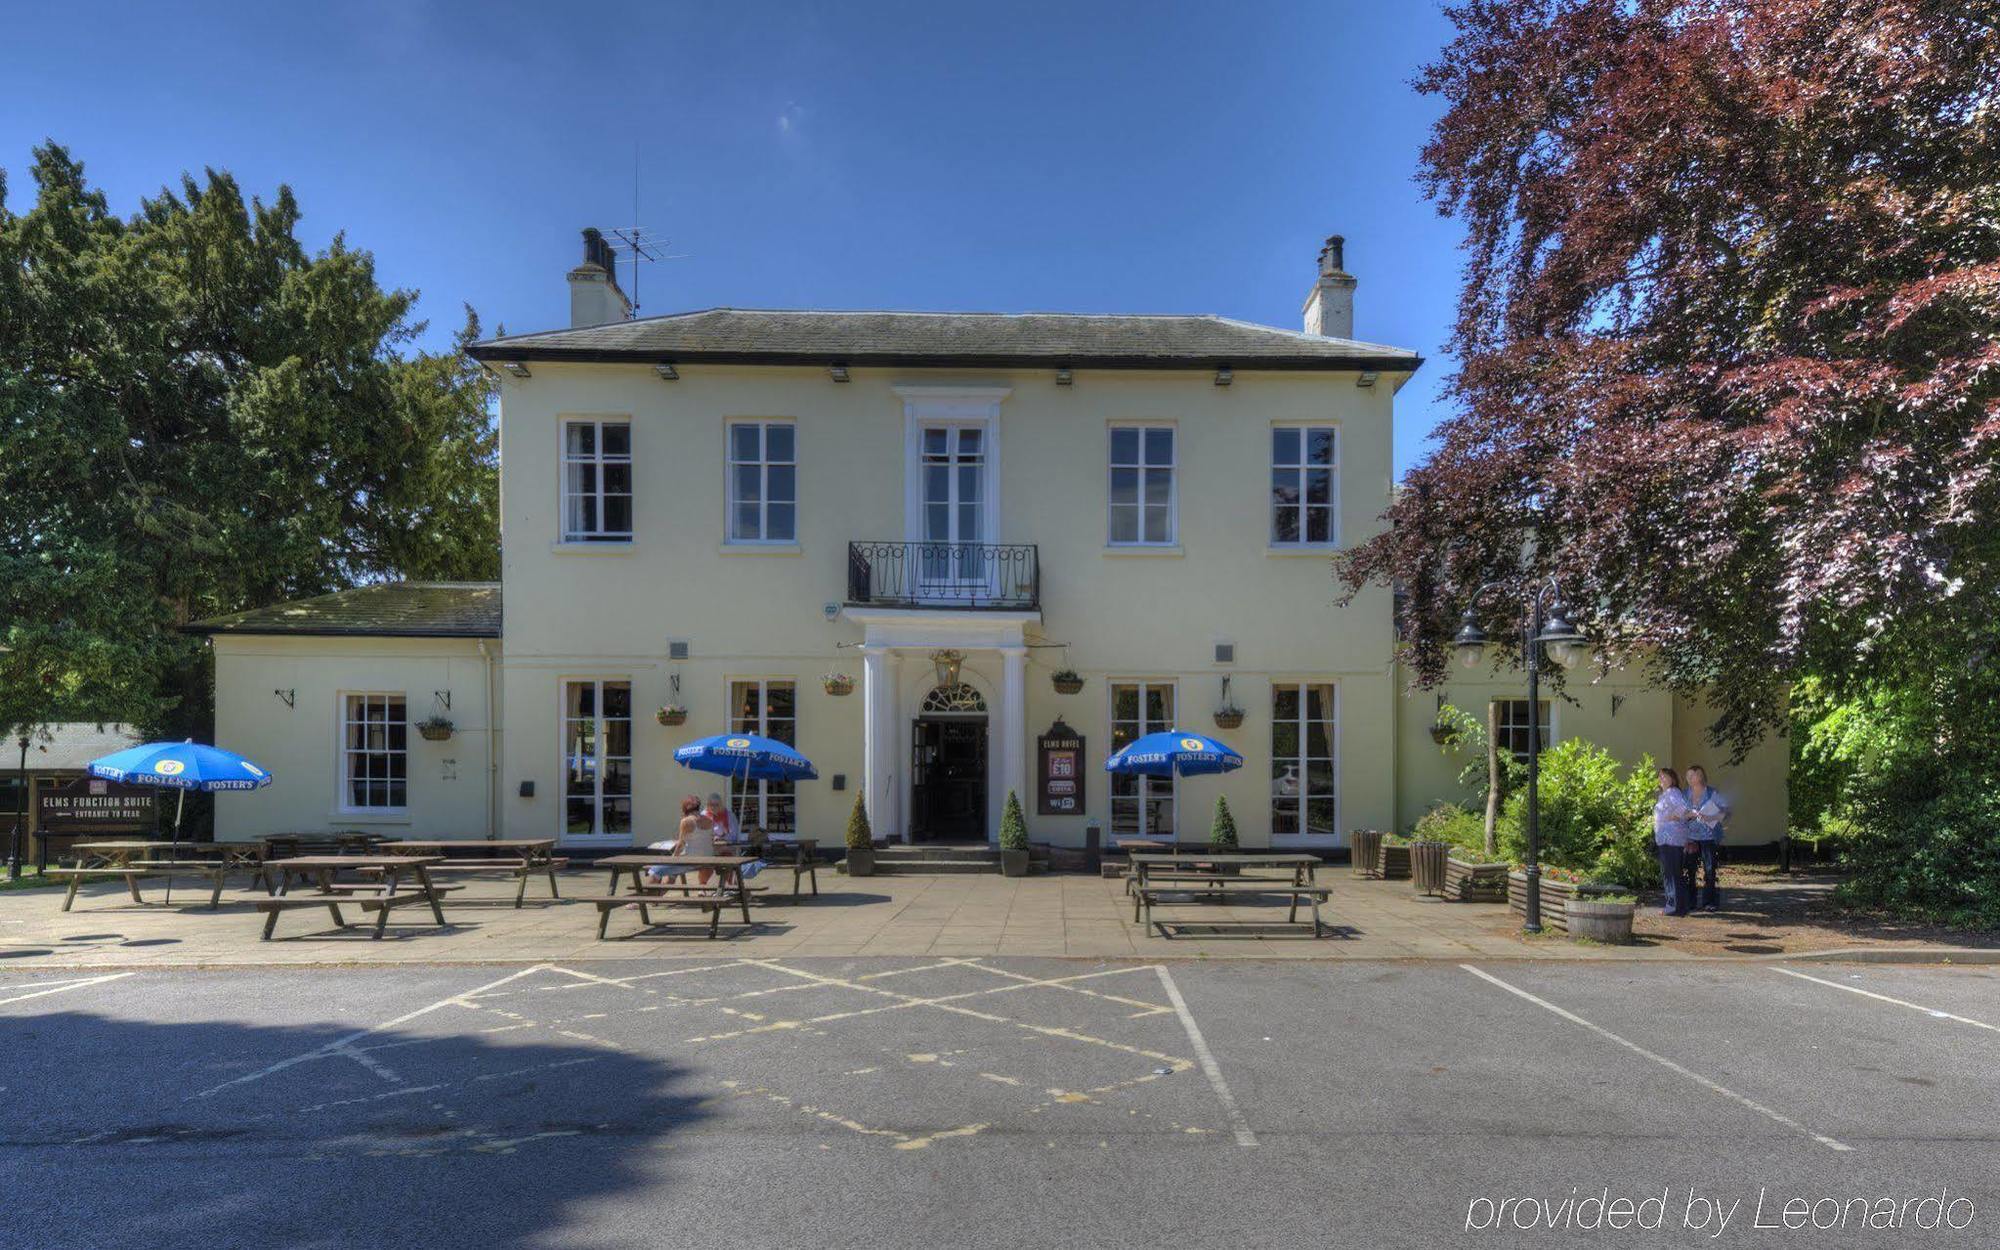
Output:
[
  {"xmin": 704, "ymin": 792, "xmax": 740, "ymax": 849},
  {"xmin": 644, "ymin": 795, "xmax": 719, "ymax": 892}
]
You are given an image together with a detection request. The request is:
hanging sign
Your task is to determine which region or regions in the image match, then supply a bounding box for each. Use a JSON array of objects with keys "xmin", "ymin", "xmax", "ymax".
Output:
[
  {"xmin": 36, "ymin": 776, "xmax": 159, "ymax": 832},
  {"xmin": 1037, "ymin": 719, "xmax": 1085, "ymax": 816}
]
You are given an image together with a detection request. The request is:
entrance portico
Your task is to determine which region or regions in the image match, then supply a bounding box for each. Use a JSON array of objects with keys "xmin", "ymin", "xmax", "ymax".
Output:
[{"xmin": 850, "ymin": 611, "xmax": 1033, "ymax": 845}]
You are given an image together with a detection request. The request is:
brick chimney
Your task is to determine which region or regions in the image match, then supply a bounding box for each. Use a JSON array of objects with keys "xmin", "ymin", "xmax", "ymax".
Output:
[
  {"xmin": 1302, "ymin": 234, "xmax": 1357, "ymax": 339},
  {"xmin": 568, "ymin": 228, "xmax": 632, "ymax": 328}
]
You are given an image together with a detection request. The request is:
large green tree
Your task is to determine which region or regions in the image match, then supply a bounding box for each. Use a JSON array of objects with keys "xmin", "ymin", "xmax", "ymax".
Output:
[{"xmin": 0, "ymin": 143, "xmax": 498, "ymax": 740}]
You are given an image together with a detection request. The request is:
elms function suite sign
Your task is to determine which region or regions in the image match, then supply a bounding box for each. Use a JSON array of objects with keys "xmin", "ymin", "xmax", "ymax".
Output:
[{"xmin": 37, "ymin": 777, "xmax": 158, "ymax": 832}]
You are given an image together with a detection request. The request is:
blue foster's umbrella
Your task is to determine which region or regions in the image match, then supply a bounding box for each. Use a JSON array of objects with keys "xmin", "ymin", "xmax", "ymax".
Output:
[
  {"xmin": 88, "ymin": 740, "xmax": 273, "ymax": 898},
  {"xmin": 674, "ymin": 734, "xmax": 817, "ymax": 839},
  {"xmin": 1104, "ymin": 729, "xmax": 1244, "ymax": 778}
]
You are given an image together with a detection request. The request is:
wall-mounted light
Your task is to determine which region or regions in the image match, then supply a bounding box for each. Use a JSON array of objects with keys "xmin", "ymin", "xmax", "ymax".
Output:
[
  {"xmin": 1356, "ymin": 371, "xmax": 1379, "ymax": 388},
  {"xmin": 655, "ymin": 362, "xmax": 679, "ymax": 381},
  {"xmin": 828, "ymin": 364, "xmax": 850, "ymax": 383},
  {"xmin": 1055, "ymin": 366, "xmax": 1073, "ymax": 386},
  {"xmin": 1214, "ymin": 366, "xmax": 1233, "ymax": 387},
  {"xmin": 500, "ymin": 361, "xmax": 531, "ymax": 379}
]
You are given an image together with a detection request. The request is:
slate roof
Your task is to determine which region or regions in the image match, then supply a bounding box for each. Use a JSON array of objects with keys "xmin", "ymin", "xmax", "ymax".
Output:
[
  {"xmin": 187, "ymin": 583, "xmax": 502, "ymax": 639},
  {"xmin": 468, "ymin": 309, "xmax": 1421, "ymax": 372},
  {"xmin": 6, "ymin": 722, "xmax": 145, "ymax": 773}
]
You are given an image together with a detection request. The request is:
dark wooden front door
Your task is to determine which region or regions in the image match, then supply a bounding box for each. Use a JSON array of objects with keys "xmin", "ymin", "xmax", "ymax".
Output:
[{"xmin": 911, "ymin": 718, "xmax": 986, "ymax": 841}]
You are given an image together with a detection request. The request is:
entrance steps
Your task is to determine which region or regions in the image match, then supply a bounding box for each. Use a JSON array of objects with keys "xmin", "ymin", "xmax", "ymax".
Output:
[{"xmin": 838, "ymin": 843, "xmax": 1049, "ymax": 876}]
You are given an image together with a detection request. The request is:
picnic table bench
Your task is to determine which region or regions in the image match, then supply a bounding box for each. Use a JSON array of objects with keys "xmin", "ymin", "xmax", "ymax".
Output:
[
  {"xmin": 384, "ymin": 839, "xmax": 568, "ymax": 906},
  {"xmin": 740, "ymin": 838, "xmax": 820, "ymax": 902},
  {"xmin": 586, "ymin": 854, "xmax": 757, "ymax": 939},
  {"xmin": 1128, "ymin": 853, "xmax": 1329, "ymax": 938},
  {"xmin": 255, "ymin": 855, "xmax": 456, "ymax": 940},
  {"xmin": 51, "ymin": 840, "xmax": 274, "ymax": 911}
]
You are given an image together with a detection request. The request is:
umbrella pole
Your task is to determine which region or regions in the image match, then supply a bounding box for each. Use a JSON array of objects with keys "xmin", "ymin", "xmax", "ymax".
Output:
[{"xmin": 165, "ymin": 788, "xmax": 186, "ymax": 905}]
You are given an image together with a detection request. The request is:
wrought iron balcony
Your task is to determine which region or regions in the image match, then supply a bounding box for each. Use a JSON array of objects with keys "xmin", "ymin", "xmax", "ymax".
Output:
[{"xmin": 846, "ymin": 541, "xmax": 1040, "ymax": 612}]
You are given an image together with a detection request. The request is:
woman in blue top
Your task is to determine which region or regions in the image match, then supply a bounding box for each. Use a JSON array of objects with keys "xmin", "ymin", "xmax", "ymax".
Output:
[
  {"xmin": 1684, "ymin": 765, "xmax": 1730, "ymax": 913},
  {"xmin": 1652, "ymin": 767, "xmax": 1696, "ymax": 917}
]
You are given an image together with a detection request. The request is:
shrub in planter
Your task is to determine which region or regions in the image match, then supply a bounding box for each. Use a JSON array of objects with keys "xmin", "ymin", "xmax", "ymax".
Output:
[
  {"xmin": 416, "ymin": 716, "xmax": 454, "ymax": 742},
  {"xmin": 656, "ymin": 705, "xmax": 689, "ymax": 726},
  {"xmin": 1375, "ymin": 833, "xmax": 1413, "ymax": 880},
  {"xmin": 1412, "ymin": 802, "xmax": 1488, "ymax": 860},
  {"xmin": 999, "ymin": 790, "xmax": 1030, "ymax": 877},
  {"xmin": 844, "ymin": 795, "xmax": 875, "ymax": 876},
  {"xmin": 1051, "ymin": 668, "xmax": 1085, "ymax": 695},
  {"xmin": 1208, "ymin": 795, "xmax": 1239, "ymax": 852},
  {"xmin": 1566, "ymin": 893, "xmax": 1638, "ymax": 944},
  {"xmin": 1497, "ymin": 740, "xmax": 1658, "ymax": 889}
]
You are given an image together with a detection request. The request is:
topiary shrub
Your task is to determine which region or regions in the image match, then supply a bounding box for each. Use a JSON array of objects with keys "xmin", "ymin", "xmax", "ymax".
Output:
[
  {"xmin": 1208, "ymin": 795, "xmax": 1239, "ymax": 851},
  {"xmin": 845, "ymin": 794, "xmax": 873, "ymax": 850},
  {"xmin": 999, "ymin": 790, "xmax": 1029, "ymax": 851}
]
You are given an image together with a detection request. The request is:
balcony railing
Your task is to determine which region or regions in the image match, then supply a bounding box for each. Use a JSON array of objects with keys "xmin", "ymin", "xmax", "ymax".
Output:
[{"xmin": 846, "ymin": 541, "xmax": 1040, "ymax": 612}]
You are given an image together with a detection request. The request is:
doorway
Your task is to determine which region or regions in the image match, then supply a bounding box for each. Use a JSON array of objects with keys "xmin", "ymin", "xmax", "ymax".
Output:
[{"xmin": 911, "ymin": 717, "xmax": 987, "ymax": 841}]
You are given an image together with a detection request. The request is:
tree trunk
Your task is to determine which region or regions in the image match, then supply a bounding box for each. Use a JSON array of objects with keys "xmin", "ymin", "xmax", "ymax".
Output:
[{"xmin": 1484, "ymin": 700, "xmax": 1501, "ymax": 859}]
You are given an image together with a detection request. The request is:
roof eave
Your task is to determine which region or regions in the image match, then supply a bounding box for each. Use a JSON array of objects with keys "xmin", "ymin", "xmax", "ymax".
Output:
[
  {"xmin": 466, "ymin": 345, "xmax": 1422, "ymax": 373},
  {"xmin": 182, "ymin": 624, "xmax": 501, "ymax": 640}
]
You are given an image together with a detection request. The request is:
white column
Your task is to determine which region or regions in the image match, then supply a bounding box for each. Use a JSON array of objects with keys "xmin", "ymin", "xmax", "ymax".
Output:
[
  {"xmin": 861, "ymin": 646, "xmax": 900, "ymax": 842},
  {"xmin": 997, "ymin": 645, "xmax": 1028, "ymax": 845}
]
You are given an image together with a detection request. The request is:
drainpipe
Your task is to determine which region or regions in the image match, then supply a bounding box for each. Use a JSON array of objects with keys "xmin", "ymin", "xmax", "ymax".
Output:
[{"xmin": 480, "ymin": 644, "xmax": 500, "ymax": 840}]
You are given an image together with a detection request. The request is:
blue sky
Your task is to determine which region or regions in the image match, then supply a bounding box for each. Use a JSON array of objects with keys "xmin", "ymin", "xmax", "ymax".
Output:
[{"xmin": 3, "ymin": 0, "xmax": 1463, "ymax": 475}]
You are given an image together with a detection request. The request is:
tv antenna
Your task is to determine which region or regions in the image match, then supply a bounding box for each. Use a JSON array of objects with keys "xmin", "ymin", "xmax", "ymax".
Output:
[{"xmin": 608, "ymin": 150, "xmax": 687, "ymax": 315}]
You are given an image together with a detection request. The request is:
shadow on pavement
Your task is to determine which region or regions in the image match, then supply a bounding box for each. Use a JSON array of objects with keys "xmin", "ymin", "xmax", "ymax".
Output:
[{"xmin": 3, "ymin": 1003, "xmax": 710, "ymax": 1249}]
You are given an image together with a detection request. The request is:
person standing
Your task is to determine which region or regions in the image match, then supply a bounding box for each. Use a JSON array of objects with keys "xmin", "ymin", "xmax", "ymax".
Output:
[
  {"xmin": 1684, "ymin": 764, "xmax": 1730, "ymax": 913},
  {"xmin": 1653, "ymin": 767, "xmax": 1695, "ymax": 917}
]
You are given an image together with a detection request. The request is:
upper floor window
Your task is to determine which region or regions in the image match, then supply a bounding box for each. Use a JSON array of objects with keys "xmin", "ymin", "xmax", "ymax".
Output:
[
  {"xmin": 728, "ymin": 421, "xmax": 796, "ymax": 543},
  {"xmin": 562, "ymin": 420, "xmax": 633, "ymax": 542},
  {"xmin": 1494, "ymin": 699, "xmax": 1553, "ymax": 765},
  {"xmin": 342, "ymin": 693, "xmax": 407, "ymax": 810},
  {"xmin": 1271, "ymin": 425, "xmax": 1337, "ymax": 546},
  {"xmin": 1109, "ymin": 425, "xmax": 1176, "ymax": 545}
]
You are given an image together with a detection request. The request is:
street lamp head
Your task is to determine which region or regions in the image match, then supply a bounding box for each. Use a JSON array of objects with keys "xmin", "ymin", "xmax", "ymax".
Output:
[
  {"xmin": 1536, "ymin": 604, "xmax": 1588, "ymax": 670},
  {"xmin": 1452, "ymin": 609, "xmax": 1489, "ymax": 670}
]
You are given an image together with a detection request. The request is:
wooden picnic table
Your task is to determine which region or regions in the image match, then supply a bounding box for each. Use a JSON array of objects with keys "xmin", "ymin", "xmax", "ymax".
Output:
[
  {"xmin": 739, "ymin": 837, "xmax": 820, "ymax": 902},
  {"xmin": 257, "ymin": 855, "xmax": 455, "ymax": 940},
  {"xmin": 586, "ymin": 854, "xmax": 756, "ymax": 939},
  {"xmin": 1127, "ymin": 852, "xmax": 1329, "ymax": 938},
  {"xmin": 383, "ymin": 839, "xmax": 568, "ymax": 907},
  {"xmin": 49, "ymin": 840, "xmax": 274, "ymax": 911}
]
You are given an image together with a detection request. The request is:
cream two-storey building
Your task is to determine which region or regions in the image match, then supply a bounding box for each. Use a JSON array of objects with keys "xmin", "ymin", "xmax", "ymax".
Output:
[{"xmin": 194, "ymin": 233, "xmax": 1787, "ymax": 850}]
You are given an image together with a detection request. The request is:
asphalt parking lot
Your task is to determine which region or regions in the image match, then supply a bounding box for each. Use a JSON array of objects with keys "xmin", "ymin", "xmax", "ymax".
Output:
[{"xmin": 2, "ymin": 958, "xmax": 1995, "ymax": 1249}]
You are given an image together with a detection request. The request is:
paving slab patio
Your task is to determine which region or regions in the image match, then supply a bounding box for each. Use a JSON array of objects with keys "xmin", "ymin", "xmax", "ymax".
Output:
[{"xmin": 0, "ymin": 862, "xmax": 1985, "ymax": 970}]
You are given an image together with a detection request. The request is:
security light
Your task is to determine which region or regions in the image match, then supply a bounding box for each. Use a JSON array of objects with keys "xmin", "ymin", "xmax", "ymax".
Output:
[{"xmin": 655, "ymin": 363, "xmax": 679, "ymax": 381}]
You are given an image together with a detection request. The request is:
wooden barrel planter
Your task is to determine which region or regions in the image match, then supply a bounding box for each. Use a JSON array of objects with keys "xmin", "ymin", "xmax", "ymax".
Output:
[
  {"xmin": 1507, "ymin": 872, "xmax": 1621, "ymax": 932},
  {"xmin": 1565, "ymin": 898, "xmax": 1637, "ymax": 944},
  {"xmin": 1375, "ymin": 839, "xmax": 1412, "ymax": 881},
  {"xmin": 1443, "ymin": 858, "xmax": 1508, "ymax": 902},
  {"xmin": 1350, "ymin": 829, "xmax": 1384, "ymax": 879},
  {"xmin": 1410, "ymin": 840, "xmax": 1449, "ymax": 896}
]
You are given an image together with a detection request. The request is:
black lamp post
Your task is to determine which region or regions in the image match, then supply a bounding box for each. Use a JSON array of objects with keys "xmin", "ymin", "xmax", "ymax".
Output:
[
  {"xmin": 1453, "ymin": 581, "xmax": 1588, "ymax": 934},
  {"xmin": 7, "ymin": 732, "xmax": 27, "ymax": 882}
]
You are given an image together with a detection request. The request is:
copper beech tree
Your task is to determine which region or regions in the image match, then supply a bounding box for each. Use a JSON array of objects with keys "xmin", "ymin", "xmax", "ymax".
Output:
[{"xmin": 1339, "ymin": 1, "xmax": 2000, "ymax": 757}]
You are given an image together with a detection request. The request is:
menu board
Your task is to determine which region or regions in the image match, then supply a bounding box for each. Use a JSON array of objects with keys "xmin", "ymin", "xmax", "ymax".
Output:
[{"xmin": 1037, "ymin": 720, "xmax": 1085, "ymax": 816}]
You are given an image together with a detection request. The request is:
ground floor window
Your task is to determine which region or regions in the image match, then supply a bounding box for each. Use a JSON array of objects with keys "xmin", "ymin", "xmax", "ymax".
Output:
[
  {"xmin": 563, "ymin": 680, "xmax": 632, "ymax": 837},
  {"xmin": 1493, "ymin": 699, "xmax": 1552, "ymax": 765},
  {"xmin": 342, "ymin": 693, "xmax": 407, "ymax": 810},
  {"xmin": 1110, "ymin": 681, "xmax": 1176, "ymax": 839},
  {"xmin": 730, "ymin": 679, "xmax": 796, "ymax": 834},
  {"xmin": 1271, "ymin": 682, "xmax": 1336, "ymax": 839}
]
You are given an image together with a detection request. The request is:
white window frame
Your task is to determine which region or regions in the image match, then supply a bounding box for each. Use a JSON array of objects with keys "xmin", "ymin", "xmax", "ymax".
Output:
[
  {"xmin": 560, "ymin": 418, "xmax": 634, "ymax": 544},
  {"xmin": 1493, "ymin": 699, "xmax": 1554, "ymax": 765},
  {"xmin": 1108, "ymin": 679, "xmax": 1179, "ymax": 840},
  {"xmin": 1107, "ymin": 423, "xmax": 1177, "ymax": 546},
  {"xmin": 1270, "ymin": 423, "xmax": 1339, "ymax": 548},
  {"xmin": 1270, "ymin": 680, "xmax": 1339, "ymax": 848},
  {"xmin": 725, "ymin": 420, "xmax": 797, "ymax": 545},
  {"xmin": 728, "ymin": 678, "xmax": 799, "ymax": 834},
  {"xmin": 560, "ymin": 678, "xmax": 633, "ymax": 844},
  {"xmin": 338, "ymin": 692, "xmax": 408, "ymax": 815}
]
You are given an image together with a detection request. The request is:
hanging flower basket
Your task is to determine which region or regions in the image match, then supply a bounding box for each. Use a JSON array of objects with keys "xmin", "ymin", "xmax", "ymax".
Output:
[
  {"xmin": 1051, "ymin": 669, "xmax": 1085, "ymax": 695},
  {"xmin": 416, "ymin": 716, "xmax": 455, "ymax": 742},
  {"xmin": 1429, "ymin": 721, "xmax": 1460, "ymax": 746},
  {"xmin": 822, "ymin": 674, "xmax": 855, "ymax": 697},
  {"xmin": 657, "ymin": 705, "xmax": 689, "ymax": 726},
  {"xmin": 1212, "ymin": 707, "xmax": 1246, "ymax": 730}
]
